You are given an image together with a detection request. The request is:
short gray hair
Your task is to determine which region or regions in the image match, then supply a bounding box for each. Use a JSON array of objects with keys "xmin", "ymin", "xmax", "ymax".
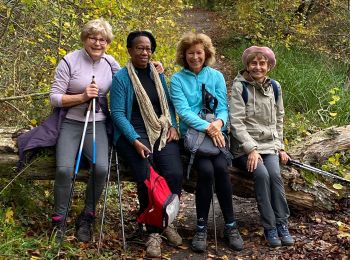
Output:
[{"xmin": 80, "ymin": 18, "xmax": 114, "ymax": 44}]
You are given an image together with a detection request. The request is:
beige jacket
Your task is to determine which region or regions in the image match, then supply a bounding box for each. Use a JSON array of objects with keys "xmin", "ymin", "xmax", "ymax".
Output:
[{"xmin": 229, "ymin": 71, "xmax": 285, "ymax": 157}]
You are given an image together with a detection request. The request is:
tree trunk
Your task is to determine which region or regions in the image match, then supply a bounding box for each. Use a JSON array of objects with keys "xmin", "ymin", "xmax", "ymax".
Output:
[{"xmin": 1, "ymin": 126, "xmax": 349, "ymax": 211}]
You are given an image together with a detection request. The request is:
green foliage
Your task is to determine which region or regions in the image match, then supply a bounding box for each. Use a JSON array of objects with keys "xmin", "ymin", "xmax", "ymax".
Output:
[
  {"xmin": 321, "ymin": 152, "xmax": 350, "ymax": 180},
  {"xmin": 0, "ymin": 0, "xmax": 184, "ymax": 127},
  {"xmin": 221, "ymin": 0, "xmax": 350, "ymax": 59}
]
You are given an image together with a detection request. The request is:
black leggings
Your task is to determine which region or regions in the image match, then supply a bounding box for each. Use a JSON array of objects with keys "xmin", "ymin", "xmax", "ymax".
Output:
[
  {"xmin": 116, "ymin": 136, "xmax": 183, "ymax": 233},
  {"xmin": 194, "ymin": 152, "xmax": 235, "ymax": 226}
]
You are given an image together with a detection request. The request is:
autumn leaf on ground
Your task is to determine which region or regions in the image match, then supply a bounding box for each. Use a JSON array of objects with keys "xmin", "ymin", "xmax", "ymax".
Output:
[{"xmin": 240, "ymin": 227, "xmax": 249, "ymax": 236}]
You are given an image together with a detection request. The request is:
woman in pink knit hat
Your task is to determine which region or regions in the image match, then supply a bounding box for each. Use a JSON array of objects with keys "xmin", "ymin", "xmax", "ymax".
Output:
[{"xmin": 229, "ymin": 46, "xmax": 295, "ymax": 247}]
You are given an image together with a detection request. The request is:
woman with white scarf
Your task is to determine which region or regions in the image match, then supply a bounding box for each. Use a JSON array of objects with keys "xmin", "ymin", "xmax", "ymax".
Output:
[{"xmin": 110, "ymin": 31, "xmax": 183, "ymax": 258}]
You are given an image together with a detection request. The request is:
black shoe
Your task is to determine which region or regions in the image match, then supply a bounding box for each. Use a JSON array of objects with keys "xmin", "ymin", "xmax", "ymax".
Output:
[
  {"xmin": 223, "ymin": 223, "xmax": 244, "ymax": 251},
  {"xmin": 191, "ymin": 226, "xmax": 207, "ymax": 253},
  {"xmin": 75, "ymin": 211, "xmax": 95, "ymax": 242}
]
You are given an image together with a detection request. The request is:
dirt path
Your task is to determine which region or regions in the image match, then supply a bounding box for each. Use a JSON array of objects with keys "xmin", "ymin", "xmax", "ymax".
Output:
[{"xmin": 180, "ymin": 8, "xmax": 236, "ymax": 87}]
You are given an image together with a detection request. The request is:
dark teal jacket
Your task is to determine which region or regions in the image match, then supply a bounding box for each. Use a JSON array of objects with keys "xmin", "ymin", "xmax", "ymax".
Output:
[{"xmin": 110, "ymin": 66, "xmax": 177, "ymax": 145}]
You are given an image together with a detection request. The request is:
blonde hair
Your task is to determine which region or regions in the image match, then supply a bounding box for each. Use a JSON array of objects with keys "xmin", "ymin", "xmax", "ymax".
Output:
[
  {"xmin": 80, "ymin": 18, "xmax": 114, "ymax": 44},
  {"xmin": 175, "ymin": 32, "xmax": 216, "ymax": 68}
]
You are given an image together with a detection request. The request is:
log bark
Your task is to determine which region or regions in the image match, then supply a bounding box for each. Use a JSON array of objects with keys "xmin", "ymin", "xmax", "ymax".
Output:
[{"xmin": 1, "ymin": 126, "xmax": 349, "ymax": 212}]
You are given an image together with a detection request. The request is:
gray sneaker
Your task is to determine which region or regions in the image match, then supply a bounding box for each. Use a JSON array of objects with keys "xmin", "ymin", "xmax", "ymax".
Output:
[
  {"xmin": 163, "ymin": 224, "xmax": 182, "ymax": 246},
  {"xmin": 191, "ymin": 227, "xmax": 207, "ymax": 253},
  {"xmin": 146, "ymin": 233, "xmax": 162, "ymax": 258},
  {"xmin": 223, "ymin": 224, "xmax": 244, "ymax": 251}
]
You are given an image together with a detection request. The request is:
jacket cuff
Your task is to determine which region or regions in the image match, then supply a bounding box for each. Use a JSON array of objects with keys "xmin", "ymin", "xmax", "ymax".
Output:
[{"xmin": 242, "ymin": 141, "xmax": 257, "ymax": 154}]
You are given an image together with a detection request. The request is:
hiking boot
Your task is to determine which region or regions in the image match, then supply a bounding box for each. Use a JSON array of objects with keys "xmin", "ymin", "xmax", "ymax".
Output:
[
  {"xmin": 145, "ymin": 233, "xmax": 162, "ymax": 258},
  {"xmin": 191, "ymin": 226, "xmax": 207, "ymax": 253},
  {"xmin": 276, "ymin": 224, "xmax": 294, "ymax": 246},
  {"xmin": 264, "ymin": 228, "xmax": 282, "ymax": 247},
  {"xmin": 52, "ymin": 213, "xmax": 65, "ymax": 242},
  {"xmin": 163, "ymin": 224, "xmax": 182, "ymax": 246},
  {"xmin": 75, "ymin": 211, "xmax": 95, "ymax": 242},
  {"xmin": 223, "ymin": 223, "xmax": 244, "ymax": 251}
]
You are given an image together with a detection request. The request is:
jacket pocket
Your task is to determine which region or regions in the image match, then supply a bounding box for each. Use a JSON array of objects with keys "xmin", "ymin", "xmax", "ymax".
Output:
[{"xmin": 247, "ymin": 129, "xmax": 263, "ymax": 140}]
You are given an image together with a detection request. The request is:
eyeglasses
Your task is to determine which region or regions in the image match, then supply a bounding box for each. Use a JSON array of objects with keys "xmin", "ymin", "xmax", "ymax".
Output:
[
  {"xmin": 88, "ymin": 37, "xmax": 107, "ymax": 45},
  {"xmin": 134, "ymin": 46, "xmax": 152, "ymax": 54}
]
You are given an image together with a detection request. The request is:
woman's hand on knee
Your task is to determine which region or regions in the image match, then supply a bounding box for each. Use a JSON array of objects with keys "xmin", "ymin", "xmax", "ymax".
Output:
[
  {"xmin": 247, "ymin": 150, "xmax": 262, "ymax": 172},
  {"xmin": 211, "ymin": 132, "xmax": 225, "ymax": 148}
]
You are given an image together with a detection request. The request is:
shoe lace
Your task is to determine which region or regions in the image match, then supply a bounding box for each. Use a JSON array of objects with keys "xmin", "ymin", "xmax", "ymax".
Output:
[
  {"xmin": 226, "ymin": 227, "xmax": 240, "ymax": 239},
  {"xmin": 266, "ymin": 228, "xmax": 278, "ymax": 239},
  {"xmin": 146, "ymin": 233, "xmax": 162, "ymax": 246},
  {"xmin": 277, "ymin": 225, "xmax": 290, "ymax": 236}
]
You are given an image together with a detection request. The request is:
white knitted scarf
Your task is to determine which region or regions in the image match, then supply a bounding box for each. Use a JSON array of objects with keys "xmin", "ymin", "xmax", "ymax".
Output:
[{"xmin": 126, "ymin": 61, "xmax": 172, "ymax": 152}]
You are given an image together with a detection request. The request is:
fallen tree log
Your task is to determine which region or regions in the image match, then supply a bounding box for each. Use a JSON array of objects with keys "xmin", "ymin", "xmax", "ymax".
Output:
[{"xmin": 0, "ymin": 126, "xmax": 349, "ymax": 211}]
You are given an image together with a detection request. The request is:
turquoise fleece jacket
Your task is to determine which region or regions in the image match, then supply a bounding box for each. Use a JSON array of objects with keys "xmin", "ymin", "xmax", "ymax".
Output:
[
  {"xmin": 170, "ymin": 66, "xmax": 228, "ymax": 137},
  {"xmin": 110, "ymin": 66, "xmax": 177, "ymax": 145}
]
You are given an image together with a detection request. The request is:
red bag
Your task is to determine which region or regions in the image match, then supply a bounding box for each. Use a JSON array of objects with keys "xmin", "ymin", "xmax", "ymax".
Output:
[{"xmin": 137, "ymin": 166, "xmax": 180, "ymax": 228}]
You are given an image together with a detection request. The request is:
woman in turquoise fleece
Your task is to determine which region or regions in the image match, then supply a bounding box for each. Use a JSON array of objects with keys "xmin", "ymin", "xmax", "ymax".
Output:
[{"xmin": 170, "ymin": 32, "xmax": 243, "ymax": 253}]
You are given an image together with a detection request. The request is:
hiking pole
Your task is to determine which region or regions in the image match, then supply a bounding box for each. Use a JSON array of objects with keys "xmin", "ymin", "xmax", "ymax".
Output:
[
  {"xmin": 57, "ymin": 99, "xmax": 93, "ymax": 256},
  {"xmin": 97, "ymin": 146, "xmax": 114, "ymax": 254},
  {"xmin": 116, "ymin": 150, "xmax": 126, "ymax": 250},
  {"xmin": 288, "ymin": 159, "xmax": 350, "ymax": 184},
  {"xmin": 211, "ymin": 184, "xmax": 218, "ymax": 255},
  {"xmin": 91, "ymin": 76, "xmax": 96, "ymax": 220}
]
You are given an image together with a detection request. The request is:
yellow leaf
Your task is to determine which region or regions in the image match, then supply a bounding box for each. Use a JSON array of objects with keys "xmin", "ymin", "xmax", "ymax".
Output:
[
  {"xmin": 48, "ymin": 56, "xmax": 57, "ymax": 65},
  {"xmin": 329, "ymin": 112, "xmax": 337, "ymax": 117},
  {"xmin": 31, "ymin": 119, "xmax": 37, "ymax": 126},
  {"xmin": 329, "ymin": 100, "xmax": 336, "ymax": 105},
  {"xmin": 58, "ymin": 48, "xmax": 67, "ymax": 56},
  {"xmin": 333, "ymin": 183, "xmax": 343, "ymax": 190},
  {"xmin": 5, "ymin": 208, "xmax": 14, "ymax": 224},
  {"xmin": 30, "ymin": 256, "xmax": 40, "ymax": 260}
]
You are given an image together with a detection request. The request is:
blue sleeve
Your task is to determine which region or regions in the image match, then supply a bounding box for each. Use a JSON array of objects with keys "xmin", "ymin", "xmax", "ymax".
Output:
[
  {"xmin": 110, "ymin": 72, "xmax": 140, "ymax": 143},
  {"xmin": 160, "ymin": 74, "xmax": 177, "ymax": 128},
  {"xmin": 170, "ymin": 75, "xmax": 209, "ymax": 132},
  {"xmin": 214, "ymin": 72, "xmax": 228, "ymax": 126}
]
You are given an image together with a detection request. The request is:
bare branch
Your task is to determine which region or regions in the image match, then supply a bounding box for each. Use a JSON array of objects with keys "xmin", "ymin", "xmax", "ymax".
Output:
[
  {"xmin": 4, "ymin": 101, "xmax": 31, "ymax": 123},
  {"xmin": 0, "ymin": 92, "xmax": 49, "ymax": 102}
]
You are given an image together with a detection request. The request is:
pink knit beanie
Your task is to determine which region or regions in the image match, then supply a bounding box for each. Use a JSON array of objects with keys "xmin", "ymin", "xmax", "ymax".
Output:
[{"xmin": 242, "ymin": 46, "xmax": 276, "ymax": 69}]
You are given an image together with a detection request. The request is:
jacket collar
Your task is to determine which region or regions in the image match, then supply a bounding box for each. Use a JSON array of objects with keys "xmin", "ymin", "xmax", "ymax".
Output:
[
  {"xmin": 182, "ymin": 65, "xmax": 208, "ymax": 76},
  {"xmin": 81, "ymin": 48, "xmax": 106, "ymax": 64}
]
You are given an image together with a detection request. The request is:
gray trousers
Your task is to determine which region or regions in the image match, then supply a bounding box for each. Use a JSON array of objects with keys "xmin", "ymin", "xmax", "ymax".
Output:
[
  {"xmin": 54, "ymin": 119, "xmax": 109, "ymax": 215},
  {"xmin": 235, "ymin": 154, "xmax": 290, "ymax": 229}
]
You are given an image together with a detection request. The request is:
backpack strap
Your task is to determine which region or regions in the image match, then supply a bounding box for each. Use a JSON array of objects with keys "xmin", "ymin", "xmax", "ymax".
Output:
[
  {"xmin": 241, "ymin": 80, "xmax": 279, "ymax": 104},
  {"xmin": 62, "ymin": 57, "xmax": 71, "ymax": 77},
  {"xmin": 186, "ymin": 131, "xmax": 206, "ymax": 180},
  {"xmin": 101, "ymin": 56, "xmax": 114, "ymax": 76},
  {"xmin": 241, "ymin": 81, "xmax": 249, "ymax": 104},
  {"xmin": 270, "ymin": 79, "xmax": 279, "ymax": 103},
  {"xmin": 201, "ymin": 83, "xmax": 218, "ymax": 114}
]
